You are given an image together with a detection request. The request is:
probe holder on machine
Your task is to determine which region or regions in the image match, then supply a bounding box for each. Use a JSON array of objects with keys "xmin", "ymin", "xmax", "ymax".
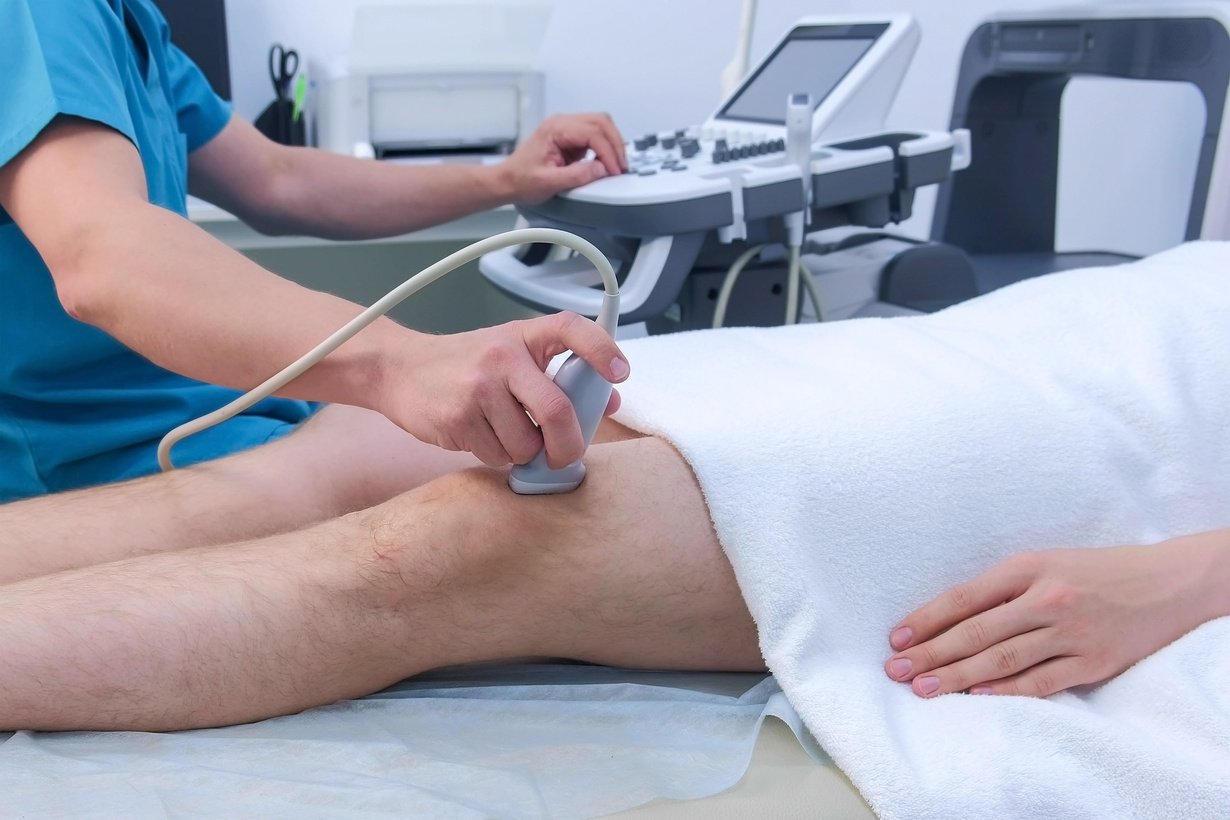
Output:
[{"xmin": 480, "ymin": 14, "xmax": 973, "ymax": 328}]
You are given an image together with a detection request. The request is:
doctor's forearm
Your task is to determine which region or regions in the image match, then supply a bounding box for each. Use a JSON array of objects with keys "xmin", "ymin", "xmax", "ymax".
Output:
[
  {"xmin": 61, "ymin": 201, "xmax": 413, "ymax": 408},
  {"xmin": 251, "ymin": 145, "xmax": 515, "ymax": 240},
  {"xmin": 188, "ymin": 118, "xmax": 515, "ymax": 240}
]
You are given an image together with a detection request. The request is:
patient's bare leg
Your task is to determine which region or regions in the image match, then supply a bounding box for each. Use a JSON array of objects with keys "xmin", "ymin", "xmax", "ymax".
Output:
[
  {"xmin": 0, "ymin": 433, "xmax": 761, "ymax": 731},
  {"xmin": 0, "ymin": 404, "xmax": 476, "ymax": 585}
]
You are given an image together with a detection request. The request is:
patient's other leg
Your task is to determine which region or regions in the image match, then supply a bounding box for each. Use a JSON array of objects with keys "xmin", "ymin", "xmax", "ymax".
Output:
[
  {"xmin": 0, "ymin": 407, "xmax": 644, "ymax": 586},
  {"xmin": 0, "ymin": 433, "xmax": 761, "ymax": 731},
  {"xmin": 0, "ymin": 404, "xmax": 477, "ymax": 585}
]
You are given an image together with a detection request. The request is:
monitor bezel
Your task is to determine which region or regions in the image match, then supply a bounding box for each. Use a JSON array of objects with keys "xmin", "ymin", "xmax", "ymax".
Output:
[{"xmin": 716, "ymin": 22, "xmax": 891, "ymax": 125}]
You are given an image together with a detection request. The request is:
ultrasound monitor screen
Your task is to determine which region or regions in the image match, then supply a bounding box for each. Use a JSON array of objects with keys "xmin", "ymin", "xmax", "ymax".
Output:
[
  {"xmin": 718, "ymin": 24, "xmax": 887, "ymax": 124},
  {"xmin": 152, "ymin": 0, "xmax": 232, "ymax": 100}
]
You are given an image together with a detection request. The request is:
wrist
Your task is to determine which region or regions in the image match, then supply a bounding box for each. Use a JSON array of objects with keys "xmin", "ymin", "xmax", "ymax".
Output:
[
  {"xmin": 350, "ymin": 318, "xmax": 420, "ymax": 414},
  {"xmin": 482, "ymin": 162, "xmax": 519, "ymax": 206},
  {"xmin": 1172, "ymin": 529, "xmax": 1230, "ymax": 622}
]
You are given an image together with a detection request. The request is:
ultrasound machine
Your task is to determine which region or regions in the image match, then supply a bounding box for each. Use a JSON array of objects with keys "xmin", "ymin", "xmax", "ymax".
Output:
[{"xmin": 480, "ymin": 14, "xmax": 974, "ymax": 331}]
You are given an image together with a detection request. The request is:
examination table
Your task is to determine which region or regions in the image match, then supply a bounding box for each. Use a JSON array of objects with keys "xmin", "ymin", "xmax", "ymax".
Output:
[{"xmin": 1, "ymin": 663, "xmax": 872, "ymax": 817}]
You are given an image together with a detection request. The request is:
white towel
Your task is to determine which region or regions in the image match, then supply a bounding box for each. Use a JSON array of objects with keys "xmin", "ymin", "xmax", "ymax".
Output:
[{"xmin": 613, "ymin": 241, "xmax": 1230, "ymax": 819}]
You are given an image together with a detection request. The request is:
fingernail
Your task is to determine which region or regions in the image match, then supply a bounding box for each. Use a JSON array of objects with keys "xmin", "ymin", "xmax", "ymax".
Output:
[
  {"xmin": 888, "ymin": 658, "xmax": 912, "ymax": 679},
  {"xmin": 593, "ymin": 163, "xmax": 608, "ymax": 178},
  {"xmin": 917, "ymin": 676, "xmax": 940, "ymax": 696},
  {"xmin": 890, "ymin": 626, "xmax": 913, "ymax": 650},
  {"xmin": 969, "ymin": 686, "xmax": 992, "ymax": 696},
  {"xmin": 609, "ymin": 358, "xmax": 629, "ymax": 380}
]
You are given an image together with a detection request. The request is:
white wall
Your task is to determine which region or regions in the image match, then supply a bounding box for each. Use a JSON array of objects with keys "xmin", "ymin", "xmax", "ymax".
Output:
[
  {"xmin": 226, "ymin": 0, "xmax": 1006, "ymax": 141},
  {"xmin": 223, "ymin": 0, "xmax": 1207, "ymax": 255}
]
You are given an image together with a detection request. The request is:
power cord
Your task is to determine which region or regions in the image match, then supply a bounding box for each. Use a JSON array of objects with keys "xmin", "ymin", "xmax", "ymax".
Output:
[
  {"xmin": 711, "ymin": 236, "xmax": 825, "ymax": 329},
  {"xmin": 712, "ymin": 244, "xmax": 766, "ymax": 329}
]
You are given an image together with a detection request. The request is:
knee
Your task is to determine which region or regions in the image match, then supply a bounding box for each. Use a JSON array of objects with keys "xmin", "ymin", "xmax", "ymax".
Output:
[
  {"xmin": 415, "ymin": 468, "xmax": 597, "ymax": 582},
  {"xmin": 347, "ymin": 468, "xmax": 564, "ymax": 605}
]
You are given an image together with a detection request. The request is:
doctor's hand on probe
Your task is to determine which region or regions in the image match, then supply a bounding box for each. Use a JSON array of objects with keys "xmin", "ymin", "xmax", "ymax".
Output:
[
  {"xmin": 497, "ymin": 113, "xmax": 628, "ymax": 203},
  {"xmin": 376, "ymin": 312, "xmax": 629, "ymax": 468},
  {"xmin": 372, "ymin": 112, "xmax": 629, "ymax": 469},
  {"xmin": 883, "ymin": 528, "xmax": 1230, "ymax": 698}
]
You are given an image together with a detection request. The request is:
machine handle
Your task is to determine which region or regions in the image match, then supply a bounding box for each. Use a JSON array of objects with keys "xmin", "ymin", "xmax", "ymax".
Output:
[
  {"xmin": 480, "ymin": 234, "xmax": 679, "ymax": 321},
  {"xmin": 480, "ymin": 245, "xmax": 609, "ymax": 317}
]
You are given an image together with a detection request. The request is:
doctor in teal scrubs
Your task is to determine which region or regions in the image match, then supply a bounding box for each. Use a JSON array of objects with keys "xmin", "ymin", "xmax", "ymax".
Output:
[{"xmin": 0, "ymin": 0, "xmax": 630, "ymax": 504}]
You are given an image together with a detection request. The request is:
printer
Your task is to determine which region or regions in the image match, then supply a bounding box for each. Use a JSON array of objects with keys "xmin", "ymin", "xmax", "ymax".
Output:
[{"xmin": 314, "ymin": 4, "xmax": 548, "ymax": 159}]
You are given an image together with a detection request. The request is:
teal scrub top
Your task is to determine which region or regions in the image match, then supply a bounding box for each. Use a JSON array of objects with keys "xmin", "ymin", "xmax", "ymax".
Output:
[{"xmin": 0, "ymin": 0, "xmax": 315, "ymax": 502}]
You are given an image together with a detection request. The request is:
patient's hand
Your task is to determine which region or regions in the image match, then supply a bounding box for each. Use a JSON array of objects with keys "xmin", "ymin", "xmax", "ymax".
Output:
[{"xmin": 884, "ymin": 531, "xmax": 1230, "ymax": 698}]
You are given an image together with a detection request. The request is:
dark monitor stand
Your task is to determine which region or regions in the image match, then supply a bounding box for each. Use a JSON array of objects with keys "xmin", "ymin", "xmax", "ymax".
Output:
[
  {"xmin": 151, "ymin": 0, "xmax": 232, "ymax": 100},
  {"xmin": 931, "ymin": 15, "xmax": 1230, "ymax": 295}
]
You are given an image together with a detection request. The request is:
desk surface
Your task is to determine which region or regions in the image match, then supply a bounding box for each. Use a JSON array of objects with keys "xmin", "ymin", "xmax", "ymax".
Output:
[{"xmin": 188, "ymin": 196, "xmax": 517, "ymax": 251}]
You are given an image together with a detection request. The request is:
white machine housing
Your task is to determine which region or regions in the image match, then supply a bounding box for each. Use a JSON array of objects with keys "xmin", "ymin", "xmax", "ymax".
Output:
[
  {"xmin": 481, "ymin": 14, "xmax": 971, "ymax": 323},
  {"xmin": 564, "ymin": 14, "xmax": 924, "ymax": 211}
]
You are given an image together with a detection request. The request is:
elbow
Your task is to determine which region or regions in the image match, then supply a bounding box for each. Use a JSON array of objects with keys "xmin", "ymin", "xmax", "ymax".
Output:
[
  {"xmin": 240, "ymin": 212, "xmax": 290, "ymax": 237},
  {"xmin": 238, "ymin": 175, "xmax": 294, "ymax": 235},
  {"xmin": 241, "ymin": 146, "xmax": 364, "ymax": 240},
  {"xmin": 53, "ymin": 266, "xmax": 107, "ymax": 327},
  {"xmin": 244, "ymin": 146, "xmax": 304, "ymax": 236},
  {"xmin": 46, "ymin": 230, "xmax": 117, "ymax": 328}
]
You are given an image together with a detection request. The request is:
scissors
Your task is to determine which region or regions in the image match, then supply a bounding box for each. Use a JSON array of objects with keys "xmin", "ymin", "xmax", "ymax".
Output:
[{"xmin": 269, "ymin": 43, "xmax": 299, "ymax": 101}]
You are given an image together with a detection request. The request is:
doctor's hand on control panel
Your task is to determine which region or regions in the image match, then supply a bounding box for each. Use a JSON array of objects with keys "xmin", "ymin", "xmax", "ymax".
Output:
[
  {"xmin": 496, "ymin": 113, "xmax": 628, "ymax": 205},
  {"xmin": 0, "ymin": 0, "xmax": 634, "ymax": 500}
]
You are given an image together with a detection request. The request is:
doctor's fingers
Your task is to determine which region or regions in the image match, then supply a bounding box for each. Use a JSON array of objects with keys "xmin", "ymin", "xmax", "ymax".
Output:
[
  {"xmin": 578, "ymin": 112, "xmax": 627, "ymax": 169},
  {"xmin": 890, "ymin": 553, "xmax": 1038, "ymax": 651},
  {"xmin": 506, "ymin": 366, "xmax": 585, "ymax": 468},
  {"xmin": 465, "ymin": 415, "xmax": 515, "ymax": 468},
  {"xmin": 484, "ymin": 392, "xmax": 544, "ymax": 466},
  {"xmin": 519, "ymin": 312, "xmax": 629, "ymax": 385},
  {"xmin": 604, "ymin": 387, "xmax": 621, "ymax": 416},
  {"xmin": 551, "ymin": 115, "xmax": 624, "ymax": 176},
  {"xmin": 905, "ymin": 627, "xmax": 1066, "ymax": 698}
]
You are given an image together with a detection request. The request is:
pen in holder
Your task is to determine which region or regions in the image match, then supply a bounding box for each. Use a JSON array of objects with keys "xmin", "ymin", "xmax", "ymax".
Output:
[{"xmin": 256, "ymin": 43, "xmax": 307, "ymax": 147}]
